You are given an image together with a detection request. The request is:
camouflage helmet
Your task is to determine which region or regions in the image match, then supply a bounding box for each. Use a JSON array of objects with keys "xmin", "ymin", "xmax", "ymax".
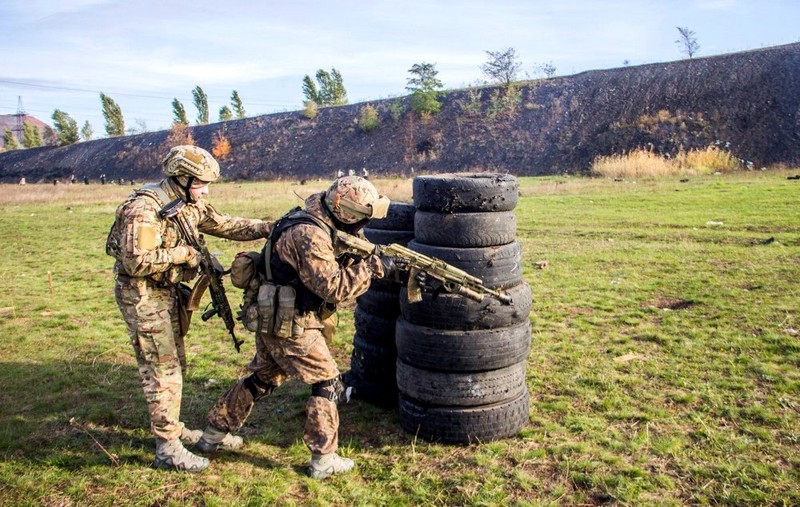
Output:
[
  {"xmin": 324, "ymin": 175, "xmax": 390, "ymax": 224},
  {"xmin": 162, "ymin": 145, "xmax": 220, "ymax": 182}
]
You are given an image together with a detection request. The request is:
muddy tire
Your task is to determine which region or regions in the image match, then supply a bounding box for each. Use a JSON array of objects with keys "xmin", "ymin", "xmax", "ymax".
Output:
[
  {"xmin": 353, "ymin": 306, "xmax": 397, "ymax": 346},
  {"xmin": 396, "ymin": 360, "xmax": 527, "ymax": 407},
  {"xmin": 356, "ymin": 286, "xmax": 401, "ymax": 319},
  {"xmin": 413, "ymin": 173, "xmax": 519, "ymax": 213},
  {"xmin": 398, "ymin": 388, "xmax": 529, "ymax": 443},
  {"xmin": 395, "ymin": 317, "xmax": 531, "ymax": 372},
  {"xmin": 400, "ymin": 281, "xmax": 531, "ymax": 330},
  {"xmin": 407, "ymin": 240, "xmax": 523, "ymax": 289},
  {"xmin": 365, "ymin": 202, "xmax": 416, "ymax": 231},
  {"xmin": 349, "ymin": 334, "xmax": 396, "ymax": 382},
  {"xmin": 414, "ymin": 211, "xmax": 517, "ymax": 248}
]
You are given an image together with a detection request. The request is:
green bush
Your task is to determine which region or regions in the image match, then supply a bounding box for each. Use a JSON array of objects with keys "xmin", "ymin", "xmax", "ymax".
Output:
[
  {"xmin": 358, "ymin": 104, "xmax": 380, "ymax": 132},
  {"xmin": 301, "ymin": 100, "xmax": 318, "ymax": 119},
  {"xmin": 410, "ymin": 91, "xmax": 441, "ymax": 115},
  {"xmin": 389, "ymin": 100, "xmax": 405, "ymax": 121}
]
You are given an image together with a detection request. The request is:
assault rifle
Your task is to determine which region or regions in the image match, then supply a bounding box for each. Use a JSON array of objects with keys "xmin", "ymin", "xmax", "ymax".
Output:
[
  {"xmin": 335, "ymin": 231, "xmax": 512, "ymax": 305},
  {"xmin": 160, "ymin": 200, "xmax": 244, "ymax": 352}
]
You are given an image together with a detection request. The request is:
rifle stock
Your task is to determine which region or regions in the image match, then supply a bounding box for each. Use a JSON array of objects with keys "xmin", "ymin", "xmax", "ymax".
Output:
[{"xmin": 336, "ymin": 231, "xmax": 512, "ymax": 305}]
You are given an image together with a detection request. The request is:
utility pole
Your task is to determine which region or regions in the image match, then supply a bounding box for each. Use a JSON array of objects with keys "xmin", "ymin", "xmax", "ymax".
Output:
[{"xmin": 13, "ymin": 96, "xmax": 25, "ymax": 142}]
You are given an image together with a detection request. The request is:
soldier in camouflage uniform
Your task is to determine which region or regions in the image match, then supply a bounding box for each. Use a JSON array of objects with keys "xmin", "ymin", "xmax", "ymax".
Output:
[
  {"xmin": 107, "ymin": 145, "xmax": 271, "ymax": 472},
  {"xmin": 197, "ymin": 176, "xmax": 395, "ymax": 479}
]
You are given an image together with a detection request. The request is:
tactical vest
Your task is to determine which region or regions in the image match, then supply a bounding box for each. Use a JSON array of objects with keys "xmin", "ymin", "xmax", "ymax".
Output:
[
  {"xmin": 262, "ymin": 207, "xmax": 336, "ymax": 314},
  {"xmin": 106, "ymin": 183, "xmax": 188, "ymax": 285},
  {"xmin": 106, "ymin": 183, "xmax": 173, "ymax": 259}
]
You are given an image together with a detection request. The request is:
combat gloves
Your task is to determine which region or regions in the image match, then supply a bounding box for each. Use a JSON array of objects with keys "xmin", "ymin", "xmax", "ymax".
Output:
[{"xmin": 172, "ymin": 245, "xmax": 200, "ymax": 268}]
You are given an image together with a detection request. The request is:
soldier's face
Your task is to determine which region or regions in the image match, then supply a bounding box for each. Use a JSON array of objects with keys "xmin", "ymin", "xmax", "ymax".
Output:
[{"xmin": 190, "ymin": 181, "xmax": 210, "ymax": 201}]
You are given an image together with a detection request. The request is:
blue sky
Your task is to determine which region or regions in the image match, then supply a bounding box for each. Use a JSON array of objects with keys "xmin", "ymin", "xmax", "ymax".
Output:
[{"xmin": 1, "ymin": 0, "xmax": 798, "ymax": 135}]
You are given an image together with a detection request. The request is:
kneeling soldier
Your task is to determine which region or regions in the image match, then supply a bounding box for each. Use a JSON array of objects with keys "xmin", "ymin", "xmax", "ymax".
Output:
[{"xmin": 198, "ymin": 176, "xmax": 395, "ymax": 479}]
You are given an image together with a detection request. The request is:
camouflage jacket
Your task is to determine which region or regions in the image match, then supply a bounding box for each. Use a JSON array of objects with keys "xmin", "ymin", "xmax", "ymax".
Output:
[
  {"xmin": 272, "ymin": 193, "xmax": 383, "ymax": 325},
  {"xmin": 108, "ymin": 179, "xmax": 270, "ymax": 286}
]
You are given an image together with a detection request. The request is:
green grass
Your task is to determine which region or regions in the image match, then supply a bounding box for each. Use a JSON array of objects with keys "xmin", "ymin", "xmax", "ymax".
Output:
[{"xmin": 0, "ymin": 171, "xmax": 798, "ymax": 505}]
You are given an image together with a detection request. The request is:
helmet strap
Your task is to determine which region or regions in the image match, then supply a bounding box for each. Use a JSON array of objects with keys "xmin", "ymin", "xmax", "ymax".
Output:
[{"xmin": 170, "ymin": 175, "xmax": 196, "ymax": 203}]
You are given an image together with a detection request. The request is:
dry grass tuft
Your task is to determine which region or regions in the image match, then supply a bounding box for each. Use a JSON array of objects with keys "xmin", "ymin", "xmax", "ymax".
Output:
[{"xmin": 592, "ymin": 146, "xmax": 741, "ymax": 179}]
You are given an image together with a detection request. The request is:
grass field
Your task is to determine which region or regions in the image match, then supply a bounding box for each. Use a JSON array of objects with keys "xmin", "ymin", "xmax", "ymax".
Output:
[{"xmin": 0, "ymin": 171, "xmax": 798, "ymax": 506}]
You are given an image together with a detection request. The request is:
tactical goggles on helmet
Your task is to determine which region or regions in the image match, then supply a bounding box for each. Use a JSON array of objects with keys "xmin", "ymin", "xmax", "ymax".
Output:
[{"xmin": 337, "ymin": 194, "xmax": 390, "ymax": 220}]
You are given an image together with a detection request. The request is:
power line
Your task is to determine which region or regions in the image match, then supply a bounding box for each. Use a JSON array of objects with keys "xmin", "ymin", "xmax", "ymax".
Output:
[{"xmin": 0, "ymin": 78, "xmax": 297, "ymax": 107}]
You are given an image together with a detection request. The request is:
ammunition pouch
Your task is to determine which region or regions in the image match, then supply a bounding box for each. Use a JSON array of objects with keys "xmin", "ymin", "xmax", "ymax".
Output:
[
  {"xmin": 256, "ymin": 283, "xmax": 278, "ymax": 336},
  {"xmin": 232, "ymin": 251, "xmax": 266, "ymax": 333},
  {"xmin": 274, "ymin": 286, "xmax": 296, "ymax": 338},
  {"xmin": 230, "ymin": 251, "xmax": 261, "ymax": 289},
  {"xmin": 241, "ymin": 303, "xmax": 259, "ymax": 332},
  {"xmin": 253, "ymin": 283, "xmax": 306, "ymax": 338}
]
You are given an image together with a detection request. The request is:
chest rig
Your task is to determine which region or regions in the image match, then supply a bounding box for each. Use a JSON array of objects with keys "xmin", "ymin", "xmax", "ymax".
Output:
[{"xmin": 262, "ymin": 206, "xmax": 336, "ymax": 315}]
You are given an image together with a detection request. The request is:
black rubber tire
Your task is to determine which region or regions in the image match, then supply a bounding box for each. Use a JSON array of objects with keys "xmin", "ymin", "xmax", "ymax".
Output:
[
  {"xmin": 353, "ymin": 306, "xmax": 397, "ymax": 345},
  {"xmin": 414, "ymin": 211, "xmax": 517, "ymax": 248},
  {"xmin": 366, "ymin": 202, "xmax": 416, "ymax": 231},
  {"xmin": 396, "ymin": 360, "xmax": 527, "ymax": 407},
  {"xmin": 364, "ymin": 228, "xmax": 415, "ymax": 246},
  {"xmin": 413, "ymin": 173, "xmax": 519, "ymax": 213},
  {"xmin": 400, "ymin": 281, "xmax": 532, "ymax": 330},
  {"xmin": 342, "ymin": 370, "xmax": 398, "ymax": 409},
  {"xmin": 398, "ymin": 388, "xmax": 529, "ymax": 443},
  {"xmin": 407, "ymin": 240, "xmax": 522, "ymax": 289},
  {"xmin": 349, "ymin": 334, "xmax": 396, "ymax": 381},
  {"xmin": 395, "ymin": 317, "xmax": 531, "ymax": 372},
  {"xmin": 356, "ymin": 286, "xmax": 401, "ymax": 320}
]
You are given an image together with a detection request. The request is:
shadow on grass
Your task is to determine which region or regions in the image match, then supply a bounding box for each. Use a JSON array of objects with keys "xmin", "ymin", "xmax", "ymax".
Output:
[{"xmin": 0, "ymin": 360, "xmax": 407, "ymax": 471}]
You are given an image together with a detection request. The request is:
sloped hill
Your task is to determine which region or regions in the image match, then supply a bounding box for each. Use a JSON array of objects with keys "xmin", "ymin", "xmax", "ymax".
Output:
[
  {"xmin": 1, "ymin": 42, "xmax": 799, "ymax": 183},
  {"xmin": 0, "ymin": 115, "xmax": 49, "ymax": 148}
]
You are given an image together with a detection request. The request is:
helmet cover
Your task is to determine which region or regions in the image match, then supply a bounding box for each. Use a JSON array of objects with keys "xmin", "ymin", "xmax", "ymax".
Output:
[
  {"xmin": 324, "ymin": 175, "xmax": 389, "ymax": 224},
  {"xmin": 162, "ymin": 145, "xmax": 220, "ymax": 182}
]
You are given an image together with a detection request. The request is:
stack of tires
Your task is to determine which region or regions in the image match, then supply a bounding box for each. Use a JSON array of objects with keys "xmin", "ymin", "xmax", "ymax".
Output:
[
  {"xmin": 343, "ymin": 202, "xmax": 416, "ymax": 407},
  {"xmin": 396, "ymin": 173, "xmax": 532, "ymax": 443}
]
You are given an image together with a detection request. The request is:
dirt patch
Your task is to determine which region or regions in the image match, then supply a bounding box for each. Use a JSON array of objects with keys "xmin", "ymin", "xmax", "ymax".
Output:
[{"xmin": 646, "ymin": 296, "xmax": 696, "ymax": 310}]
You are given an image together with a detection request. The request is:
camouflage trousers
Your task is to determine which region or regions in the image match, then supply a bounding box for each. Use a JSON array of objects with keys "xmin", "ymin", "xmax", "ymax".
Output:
[
  {"xmin": 115, "ymin": 276, "xmax": 187, "ymax": 442},
  {"xmin": 207, "ymin": 324, "xmax": 341, "ymax": 455}
]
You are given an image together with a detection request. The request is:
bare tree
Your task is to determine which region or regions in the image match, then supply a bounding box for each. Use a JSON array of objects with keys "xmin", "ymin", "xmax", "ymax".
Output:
[
  {"xmin": 534, "ymin": 62, "xmax": 557, "ymax": 78},
  {"xmin": 675, "ymin": 26, "xmax": 700, "ymax": 58},
  {"xmin": 481, "ymin": 47, "xmax": 522, "ymax": 86}
]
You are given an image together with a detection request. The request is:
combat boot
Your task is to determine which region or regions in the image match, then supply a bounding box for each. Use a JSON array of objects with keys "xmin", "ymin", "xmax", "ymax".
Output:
[
  {"xmin": 308, "ymin": 452, "xmax": 355, "ymax": 479},
  {"xmin": 195, "ymin": 425, "xmax": 244, "ymax": 453},
  {"xmin": 179, "ymin": 425, "xmax": 203, "ymax": 446},
  {"xmin": 153, "ymin": 439, "xmax": 209, "ymax": 472}
]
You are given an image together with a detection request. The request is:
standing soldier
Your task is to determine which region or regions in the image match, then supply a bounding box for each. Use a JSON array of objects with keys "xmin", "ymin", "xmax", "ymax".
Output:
[
  {"xmin": 106, "ymin": 145, "xmax": 271, "ymax": 472},
  {"xmin": 196, "ymin": 176, "xmax": 395, "ymax": 479}
]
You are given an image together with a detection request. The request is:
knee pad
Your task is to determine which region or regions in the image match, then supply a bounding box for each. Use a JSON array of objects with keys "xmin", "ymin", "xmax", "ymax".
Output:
[
  {"xmin": 243, "ymin": 374, "xmax": 276, "ymax": 402},
  {"xmin": 311, "ymin": 375, "xmax": 352, "ymax": 404}
]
